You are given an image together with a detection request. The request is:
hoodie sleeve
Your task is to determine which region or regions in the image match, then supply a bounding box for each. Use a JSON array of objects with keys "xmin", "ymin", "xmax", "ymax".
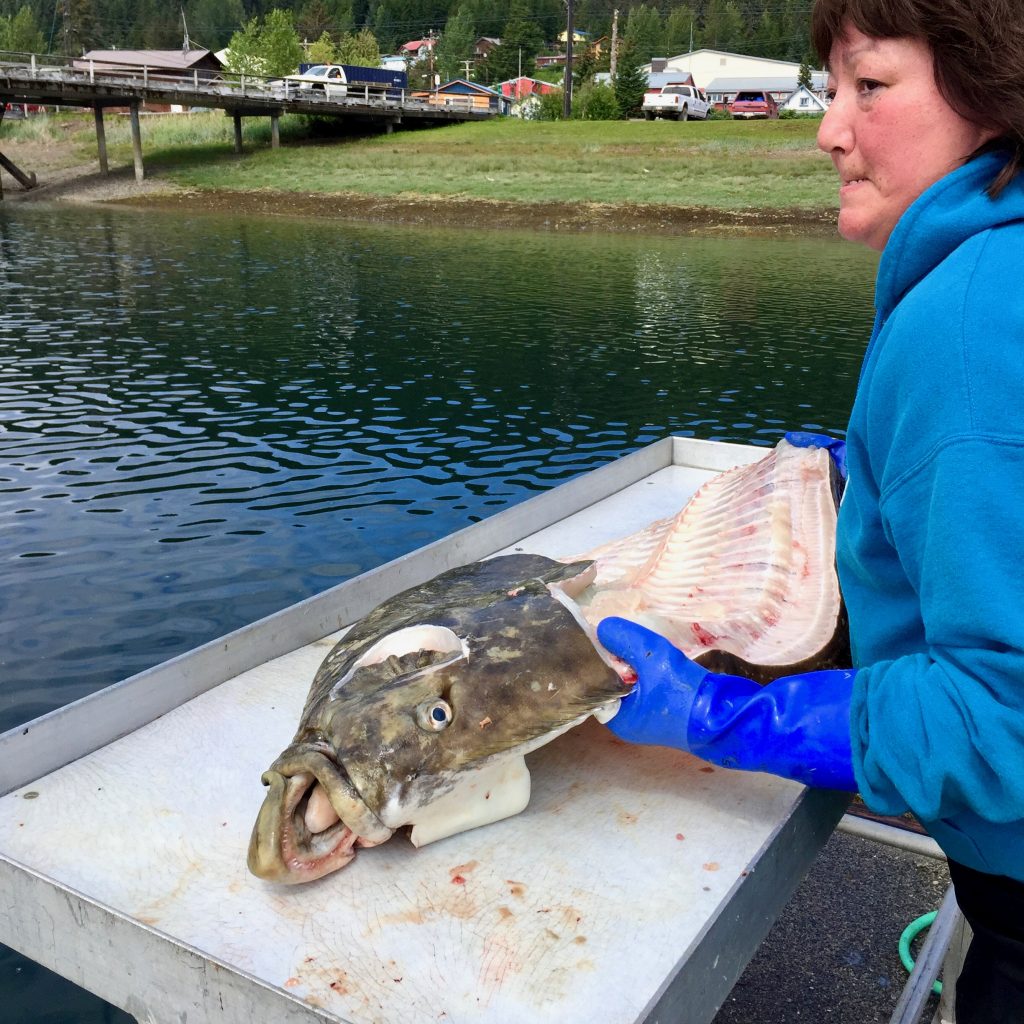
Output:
[{"xmin": 851, "ymin": 435, "xmax": 1024, "ymax": 824}]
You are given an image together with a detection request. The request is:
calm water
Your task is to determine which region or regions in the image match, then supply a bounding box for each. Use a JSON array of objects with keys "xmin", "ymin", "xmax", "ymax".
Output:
[{"xmin": 0, "ymin": 202, "xmax": 877, "ymax": 1022}]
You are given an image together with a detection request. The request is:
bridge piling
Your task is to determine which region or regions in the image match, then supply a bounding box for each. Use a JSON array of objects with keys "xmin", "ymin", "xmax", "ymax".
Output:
[
  {"xmin": 93, "ymin": 105, "xmax": 109, "ymax": 175},
  {"xmin": 0, "ymin": 105, "xmax": 38, "ymax": 197},
  {"xmin": 271, "ymin": 114, "xmax": 279, "ymax": 149},
  {"xmin": 129, "ymin": 102, "xmax": 144, "ymax": 182},
  {"xmin": 233, "ymin": 113, "xmax": 243, "ymax": 155}
]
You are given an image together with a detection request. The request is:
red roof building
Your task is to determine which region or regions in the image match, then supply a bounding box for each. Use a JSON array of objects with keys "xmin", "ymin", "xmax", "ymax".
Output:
[
  {"xmin": 498, "ymin": 76, "xmax": 560, "ymax": 99},
  {"xmin": 400, "ymin": 38, "xmax": 437, "ymax": 60}
]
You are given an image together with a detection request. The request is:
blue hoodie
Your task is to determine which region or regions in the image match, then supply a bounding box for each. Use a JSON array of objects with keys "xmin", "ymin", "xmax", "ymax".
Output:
[{"xmin": 839, "ymin": 150, "xmax": 1024, "ymax": 881}]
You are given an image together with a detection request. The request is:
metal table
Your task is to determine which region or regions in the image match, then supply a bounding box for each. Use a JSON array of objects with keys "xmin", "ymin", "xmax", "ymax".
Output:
[{"xmin": 0, "ymin": 437, "xmax": 848, "ymax": 1024}]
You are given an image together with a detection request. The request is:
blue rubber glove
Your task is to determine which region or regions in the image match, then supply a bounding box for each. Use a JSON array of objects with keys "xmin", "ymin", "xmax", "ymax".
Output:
[
  {"xmin": 784, "ymin": 430, "xmax": 848, "ymax": 481},
  {"xmin": 599, "ymin": 617, "xmax": 858, "ymax": 791}
]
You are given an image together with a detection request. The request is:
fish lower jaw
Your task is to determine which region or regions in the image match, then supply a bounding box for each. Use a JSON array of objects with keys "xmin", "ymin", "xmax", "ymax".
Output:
[
  {"xmin": 279, "ymin": 817, "xmax": 359, "ymax": 882},
  {"xmin": 249, "ymin": 769, "xmax": 373, "ymax": 883}
]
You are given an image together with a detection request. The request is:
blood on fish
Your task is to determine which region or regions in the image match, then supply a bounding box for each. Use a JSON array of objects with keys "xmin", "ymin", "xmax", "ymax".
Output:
[{"xmin": 691, "ymin": 623, "xmax": 718, "ymax": 647}]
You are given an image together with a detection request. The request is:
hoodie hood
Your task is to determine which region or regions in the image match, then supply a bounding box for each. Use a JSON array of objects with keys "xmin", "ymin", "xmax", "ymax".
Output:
[{"xmin": 875, "ymin": 149, "xmax": 1024, "ymax": 320}]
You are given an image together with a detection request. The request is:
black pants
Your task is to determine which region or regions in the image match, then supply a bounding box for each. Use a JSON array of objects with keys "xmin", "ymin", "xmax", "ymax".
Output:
[{"xmin": 948, "ymin": 858, "xmax": 1024, "ymax": 1023}]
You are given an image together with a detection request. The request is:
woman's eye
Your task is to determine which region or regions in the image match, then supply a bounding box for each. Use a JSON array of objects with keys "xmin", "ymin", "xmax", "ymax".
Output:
[
  {"xmin": 857, "ymin": 78, "xmax": 883, "ymax": 94},
  {"xmin": 416, "ymin": 699, "xmax": 453, "ymax": 732}
]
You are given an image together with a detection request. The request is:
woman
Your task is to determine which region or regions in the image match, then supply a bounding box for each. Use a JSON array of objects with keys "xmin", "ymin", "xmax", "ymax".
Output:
[{"xmin": 598, "ymin": 1, "xmax": 1024, "ymax": 1019}]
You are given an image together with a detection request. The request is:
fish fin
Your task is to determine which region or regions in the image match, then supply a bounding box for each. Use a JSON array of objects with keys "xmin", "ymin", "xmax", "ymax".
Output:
[{"xmin": 407, "ymin": 756, "xmax": 531, "ymax": 847}]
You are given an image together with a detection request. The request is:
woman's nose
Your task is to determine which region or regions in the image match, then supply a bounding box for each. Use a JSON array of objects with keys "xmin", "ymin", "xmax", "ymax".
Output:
[{"xmin": 817, "ymin": 93, "xmax": 851, "ymax": 155}]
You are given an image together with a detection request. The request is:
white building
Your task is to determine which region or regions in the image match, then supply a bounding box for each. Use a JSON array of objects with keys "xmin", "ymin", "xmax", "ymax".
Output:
[
  {"xmin": 643, "ymin": 49, "xmax": 827, "ymax": 104},
  {"xmin": 780, "ymin": 84, "xmax": 830, "ymax": 114}
]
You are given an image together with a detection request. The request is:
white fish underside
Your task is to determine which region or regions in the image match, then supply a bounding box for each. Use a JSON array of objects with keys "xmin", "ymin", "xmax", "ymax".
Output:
[{"xmin": 568, "ymin": 441, "xmax": 841, "ymax": 668}]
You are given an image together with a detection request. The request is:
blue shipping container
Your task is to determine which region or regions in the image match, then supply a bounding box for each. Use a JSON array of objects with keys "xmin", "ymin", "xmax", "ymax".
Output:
[{"xmin": 298, "ymin": 63, "xmax": 408, "ymax": 89}]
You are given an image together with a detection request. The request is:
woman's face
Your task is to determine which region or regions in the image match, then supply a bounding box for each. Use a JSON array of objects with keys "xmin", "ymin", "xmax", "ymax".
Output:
[{"xmin": 817, "ymin": 25, "xmax": 996, "ymax": 250}]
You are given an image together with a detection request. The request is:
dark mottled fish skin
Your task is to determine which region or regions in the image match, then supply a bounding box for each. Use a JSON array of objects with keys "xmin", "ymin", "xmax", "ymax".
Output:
[{"xmin": 271, "ymin": 553, "xmax": 626, "ymax": 823}]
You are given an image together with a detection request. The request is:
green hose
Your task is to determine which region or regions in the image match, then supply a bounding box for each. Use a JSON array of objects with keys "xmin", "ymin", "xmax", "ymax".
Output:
[{"xmin": 898, "ymin": 911, "xmax": 942, "ymax": 996}]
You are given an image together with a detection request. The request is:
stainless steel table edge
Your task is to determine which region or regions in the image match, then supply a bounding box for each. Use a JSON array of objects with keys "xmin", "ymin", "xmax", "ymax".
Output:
[
  {"xmin": 0, "ymin": 854, "xmax": 350, "ymax": 1024},
  {"xmin": 640, "ymin": 786, "xmax": 849, "ymax": 1023},
  {"xmin": 0, "ymin": 436, "xmax": 757, "ymax": 795}
]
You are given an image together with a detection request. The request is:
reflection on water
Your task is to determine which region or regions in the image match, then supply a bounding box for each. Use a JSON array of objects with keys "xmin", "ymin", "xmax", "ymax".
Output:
[
  {"xmin": 0, "ymin": 205, "xmax": 876, "ymax": 732},
  {"xmin": 0, "ymin": 202, "xmax": 875, "ymax": 1022}
]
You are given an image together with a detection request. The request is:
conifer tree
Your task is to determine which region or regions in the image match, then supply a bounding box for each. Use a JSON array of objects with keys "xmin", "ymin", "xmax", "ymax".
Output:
[
  {"xmin": 613, "ymin": 46, "xmax": 647, "ymax": 117},
  {"xmin": 435, "ymin": 6, "xmax": 475, "ymax": 82},
  {"xmin": 663, "ymin": 6, "xmax": 696, "ymax": 59},
  {"xmin": 296, "ymin": 1, "xmax": 334, "ymax": 41},
  {"xmin": 479, "ymin": 2, "xmax": 542, "ymax": 84},
  {"xmin": 190, "ymin": 0, "xmax": 246, "ymax": 50},
  {"xmin": 702, "ymin": 0, "xmax": 747, "ymax": 52},
  {"xmin": 622, "ymin": 5, "xmax": 662, "ymax": 65}
]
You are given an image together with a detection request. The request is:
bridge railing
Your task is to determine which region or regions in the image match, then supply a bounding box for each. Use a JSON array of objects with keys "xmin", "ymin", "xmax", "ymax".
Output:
[{"xmin": 0, "ymin": 50, "xmax": 428, "ymax": 110}]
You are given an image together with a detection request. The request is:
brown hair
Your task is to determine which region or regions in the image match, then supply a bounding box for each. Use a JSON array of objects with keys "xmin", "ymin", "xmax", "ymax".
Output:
[{"xmin": 811, "ymin": 0, "xmax": 1024, "ymax": 196}]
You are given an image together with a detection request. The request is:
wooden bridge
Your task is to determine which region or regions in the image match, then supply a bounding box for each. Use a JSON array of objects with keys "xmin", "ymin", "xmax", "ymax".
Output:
[{"xmin": 0, "ymin": 52, "xmax": 493, "ymax": 194}]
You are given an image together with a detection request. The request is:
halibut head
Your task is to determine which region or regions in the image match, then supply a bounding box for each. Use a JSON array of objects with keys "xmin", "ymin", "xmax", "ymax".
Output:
[{"xmin": 247, "ymin": 554, "xmax": 627, "ymax": 883}]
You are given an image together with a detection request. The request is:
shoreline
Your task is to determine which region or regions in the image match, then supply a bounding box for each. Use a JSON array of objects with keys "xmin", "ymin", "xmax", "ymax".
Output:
[{"xmin": 4, "ymin": 163, "xmax": 839, "ymax": 237}]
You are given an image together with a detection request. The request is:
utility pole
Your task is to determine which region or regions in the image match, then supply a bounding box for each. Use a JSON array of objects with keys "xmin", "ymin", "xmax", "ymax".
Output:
[
  {"xmin": 563, "ymin": 0, "xmax": 574, "ymax": 118},
  {"xmin": 610, "ymin": 8, "xmax": 619, "ymax": 79}
]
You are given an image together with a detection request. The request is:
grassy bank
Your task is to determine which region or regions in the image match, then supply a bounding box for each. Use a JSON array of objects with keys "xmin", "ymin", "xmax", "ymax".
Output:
[{"xmin": 3, "ymin": 110, "xmax": 839, "ymax": 214}]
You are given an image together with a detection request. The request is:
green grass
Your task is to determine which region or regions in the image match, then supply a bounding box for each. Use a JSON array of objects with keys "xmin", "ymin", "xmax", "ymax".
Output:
[{"xmin": 7, "ymin": 110, "xmax": 841, "ymax": 211}]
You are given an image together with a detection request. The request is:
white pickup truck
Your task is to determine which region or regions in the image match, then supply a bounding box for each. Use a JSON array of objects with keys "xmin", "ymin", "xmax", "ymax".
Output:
[
  {"xmin": 281, "ymin": 64, "xmax": 348, "ymax": 98},
  {"xmin": 642, "ymin": 83, "xmax": 711, "ymax": 121}
]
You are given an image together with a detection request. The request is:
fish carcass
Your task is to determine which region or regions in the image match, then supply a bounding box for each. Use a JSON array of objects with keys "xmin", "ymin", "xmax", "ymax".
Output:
[{"xmin": 247, "ymin": 439, "xmax": 847, "ymax": 883}]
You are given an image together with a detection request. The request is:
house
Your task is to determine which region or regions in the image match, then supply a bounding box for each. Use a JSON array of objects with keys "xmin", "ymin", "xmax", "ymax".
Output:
[
  {"xmin": 703, "ymin": 75, "xmax": 827, "ymax": 107},
  {"xmin": 643, "ymin": 50, "xmax": 827, "ymax": 102},
  {"xmin": 74, "ymin": 48, "xmax": 223, "ymax": 78},
  {"xmin": 497, "ymin": 76, "xmax": 560, "ymax": 100},
  {"xmin": 780, "ymin": 84, "xmax": 829, "ymax": 113},
  {"xmin": 496, "ymin": 75, "xmax": 559, "ymax": 116},
  {"xmin": 646, "ymin": 69, "xmax": 695, "ymax": 90},
  {"xmin": 474, "ymin": 37, "xmax": 500, "ymax": 60},
  {"xmin": 557, "ymin": 29, "xmax": 590, "ymax": 45},
  {"xmin": 380, "ymin": 54, "xmax": 407, "ymax": 72},
  {"xmin": 400, "ymin": 38, "xmax": 436, "ymax": 62},
  {"xmin": 535, "ymin": 54, "xmax": 566, "ymax": 69},
  {"xmin": 497, "ymin": 74, "xmax": 561, "ymax": 115},
  {"xmin": 72, "ymin": 49, "xmax": 224, "ymax": 112},
  {"xmin": 431, "ymin": 79, "xmax": 511, "ymax": 114}
]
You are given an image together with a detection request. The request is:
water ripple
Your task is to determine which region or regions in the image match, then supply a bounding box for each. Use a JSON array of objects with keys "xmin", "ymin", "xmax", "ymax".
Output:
[{"xmin": 0, "ymin": 205, "xmax": 877, "ymax": 734}]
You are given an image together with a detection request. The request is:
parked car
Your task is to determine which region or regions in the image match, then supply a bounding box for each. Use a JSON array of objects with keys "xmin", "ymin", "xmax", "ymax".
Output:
[
  {"xmin": 728, "ymin": 90, "xmax": 779, "ymax": 119},
  {"xmin": 642, "ymin": 84, "xmax": 711, "ymax": 121}
]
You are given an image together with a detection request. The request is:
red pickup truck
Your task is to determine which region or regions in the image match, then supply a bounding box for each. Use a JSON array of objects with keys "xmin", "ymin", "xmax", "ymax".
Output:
[{"xmin": 728, "ymin": 90, "xmax": 779, "ymax": 119}]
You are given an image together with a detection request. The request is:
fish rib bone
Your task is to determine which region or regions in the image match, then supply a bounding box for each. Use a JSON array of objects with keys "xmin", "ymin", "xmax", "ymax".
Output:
[{"xmin": 568, "ymin": 442, "xmax": 840, "ymax": 668}]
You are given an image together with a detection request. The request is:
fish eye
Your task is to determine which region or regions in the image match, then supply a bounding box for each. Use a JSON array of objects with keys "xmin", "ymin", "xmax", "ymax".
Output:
[{"xmin": 416, "ymin": 699, "xmax": 453, "ymax": 732}]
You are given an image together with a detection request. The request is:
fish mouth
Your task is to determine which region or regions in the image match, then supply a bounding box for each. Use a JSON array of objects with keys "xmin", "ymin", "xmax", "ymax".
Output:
[{"xmin": 247, "ymin": 751, "xmax": 393, "ymax": 884}]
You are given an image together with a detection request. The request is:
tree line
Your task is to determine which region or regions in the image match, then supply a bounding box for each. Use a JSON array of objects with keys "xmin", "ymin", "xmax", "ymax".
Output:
[
  {"xmin": 0, "ymin": 0, "xmax": 818, "ymax": 87},
  {"xmin": 1, "ymin": 1, "xmax": 817, "ymax": 64}
]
